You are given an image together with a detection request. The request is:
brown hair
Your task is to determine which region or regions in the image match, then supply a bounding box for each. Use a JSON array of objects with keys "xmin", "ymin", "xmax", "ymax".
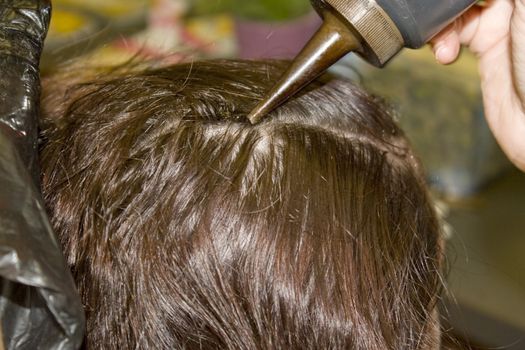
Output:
[{"xmin": 40, "ymin": 60, "xmax": 443, "ymax": 349}]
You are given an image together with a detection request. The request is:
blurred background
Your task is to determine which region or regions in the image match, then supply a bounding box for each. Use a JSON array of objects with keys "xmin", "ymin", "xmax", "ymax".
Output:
[{"xmin": 42, "ymin": 0, "xmax": 525, "ymax": 348}]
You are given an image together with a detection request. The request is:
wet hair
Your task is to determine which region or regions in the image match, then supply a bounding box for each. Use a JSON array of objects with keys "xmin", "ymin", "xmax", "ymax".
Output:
[{"xmin": 40, "ymin": 60, "xmax": 443, "ymax": 349}]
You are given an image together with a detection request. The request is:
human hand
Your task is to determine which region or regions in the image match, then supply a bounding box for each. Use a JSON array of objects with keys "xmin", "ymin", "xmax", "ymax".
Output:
[{"xmin": 431, "ymin": 0, "xmax": 525, "ymax": 171}]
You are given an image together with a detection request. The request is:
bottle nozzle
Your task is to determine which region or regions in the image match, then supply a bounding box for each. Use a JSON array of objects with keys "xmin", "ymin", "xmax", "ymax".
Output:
[{"xmin": 248, "ymin": 11, "xmax": 361, "ymax": 124}]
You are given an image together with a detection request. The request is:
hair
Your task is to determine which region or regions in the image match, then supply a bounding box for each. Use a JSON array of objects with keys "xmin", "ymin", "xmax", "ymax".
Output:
[{"xmin": 40, "ymin": 59, "xmax": 443, "ymax": 349}]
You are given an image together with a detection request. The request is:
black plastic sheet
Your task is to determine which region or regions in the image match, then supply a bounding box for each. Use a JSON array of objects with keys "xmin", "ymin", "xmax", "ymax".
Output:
[{"xmin": 0, "ymin": 1, "xmax": 85, "ymax": 349}]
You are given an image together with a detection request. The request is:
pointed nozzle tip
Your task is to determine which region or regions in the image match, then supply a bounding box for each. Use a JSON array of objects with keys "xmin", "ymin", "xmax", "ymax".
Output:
[
  {"xmin": 248, "ymin": 10, "xmax": 362, "ymax": 125},
  {"xmin": 248, "ymin": 99, "xmax": 274, "ymax": 125},
  {"xmin": 247, "ymin": 108, "xmax": 263, "ymax": 125}
]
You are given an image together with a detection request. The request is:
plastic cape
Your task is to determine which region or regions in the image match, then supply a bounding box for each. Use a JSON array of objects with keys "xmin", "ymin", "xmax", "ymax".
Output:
[{"xmin": 0, "ymin": 1, "xmax": 85, "ymax": 349}]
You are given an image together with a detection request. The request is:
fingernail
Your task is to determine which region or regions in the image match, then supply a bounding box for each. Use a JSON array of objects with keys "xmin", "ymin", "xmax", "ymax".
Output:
[{"xmin": 435, "ymin": 45, "xmax": 449, "ymax": 63}]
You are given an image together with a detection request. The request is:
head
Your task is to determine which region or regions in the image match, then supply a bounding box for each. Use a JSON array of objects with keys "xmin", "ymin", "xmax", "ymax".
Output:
[{"xmin": 40, "ymin": 60, "xmax": 443, "ymax": 349}]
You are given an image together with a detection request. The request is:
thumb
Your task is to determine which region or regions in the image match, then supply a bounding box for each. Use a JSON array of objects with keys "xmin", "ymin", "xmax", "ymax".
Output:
[{"xmin": 511, "ymin": 0, "xmax": 525, "ymax": 105}]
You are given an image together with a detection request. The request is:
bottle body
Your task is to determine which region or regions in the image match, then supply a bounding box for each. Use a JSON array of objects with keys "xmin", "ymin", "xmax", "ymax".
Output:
[{"xmin": 375, "ymin": 0, "xmax": 477, "ymax": 48}]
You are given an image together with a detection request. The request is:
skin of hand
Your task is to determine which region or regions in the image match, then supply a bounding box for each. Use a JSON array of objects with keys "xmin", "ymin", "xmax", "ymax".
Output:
[{"xmin": 431, "ymin": 0, "xmax": 525, "ymax": 171}]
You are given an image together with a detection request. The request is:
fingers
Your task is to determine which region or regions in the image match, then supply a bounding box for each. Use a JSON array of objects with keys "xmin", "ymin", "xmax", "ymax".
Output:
[
  {"xmin": 456, "ymin": 5, "xmax": 483, "ymax": 46},
  {"xmin": 430, "ymin": 23, "xmax": 461, "ymax": 64},
  {"xmin": 430, "ymin": 5, "xmax": 483, "ymax": 64}
]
